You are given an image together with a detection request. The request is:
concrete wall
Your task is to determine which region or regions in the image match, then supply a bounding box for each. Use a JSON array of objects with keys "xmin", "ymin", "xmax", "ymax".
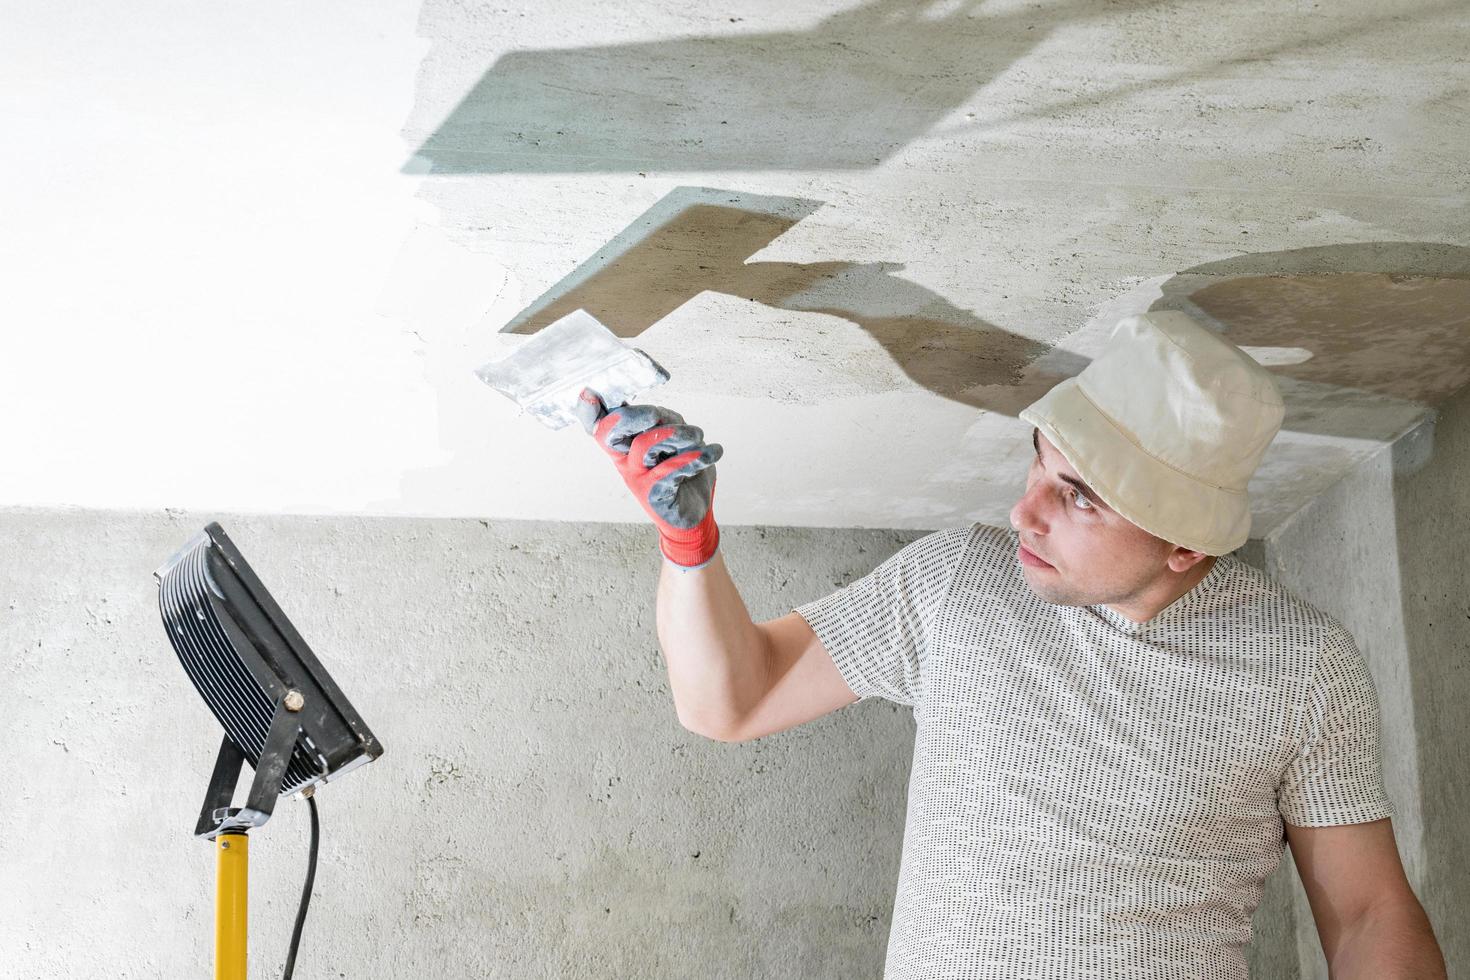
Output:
[
  {"xmin": 1261, "ymin": 377, "xmax": 1470, "ymax": 979},
  {"xmin": 2, "ymin": 513, "xmax": 931, "ymax": 978},
  {"xmin": 10, "ymin": 500, "xmax": 1458, "ymax": 978}
]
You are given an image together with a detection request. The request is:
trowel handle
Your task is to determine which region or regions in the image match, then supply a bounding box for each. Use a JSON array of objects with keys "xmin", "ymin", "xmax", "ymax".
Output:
[{"xmin": 576, "ymin": 388, "xmax": 724, "ymax": 568}]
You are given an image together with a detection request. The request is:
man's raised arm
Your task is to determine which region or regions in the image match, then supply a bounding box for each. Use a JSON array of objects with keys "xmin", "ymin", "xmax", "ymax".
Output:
[{"xmin": 578, "ymin": 389, "xmax": 857, "ymax": 741}]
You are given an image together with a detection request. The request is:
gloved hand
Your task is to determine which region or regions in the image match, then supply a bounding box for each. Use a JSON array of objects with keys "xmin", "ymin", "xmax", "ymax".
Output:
[{"xmin": 576, "ymin": 388, "xmax": 724, "ymax": 569}]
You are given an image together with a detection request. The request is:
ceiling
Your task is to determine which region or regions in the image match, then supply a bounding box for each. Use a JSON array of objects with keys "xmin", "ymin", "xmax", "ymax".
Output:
[{"xmin": 4, "ymin": 0, "xmax": 1467, "ymax": 534}]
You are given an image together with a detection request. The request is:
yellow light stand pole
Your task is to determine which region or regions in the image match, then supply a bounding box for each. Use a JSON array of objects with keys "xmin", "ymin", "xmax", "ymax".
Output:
[{"xmin": 216, "ymin": 833, "xmax": 249, "ymax": 980}]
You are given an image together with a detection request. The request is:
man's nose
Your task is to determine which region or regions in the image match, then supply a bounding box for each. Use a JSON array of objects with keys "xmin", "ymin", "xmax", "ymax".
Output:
[{"xmin": 1010, "ymin": 480, "xmax": 1046, "ymax": 536}]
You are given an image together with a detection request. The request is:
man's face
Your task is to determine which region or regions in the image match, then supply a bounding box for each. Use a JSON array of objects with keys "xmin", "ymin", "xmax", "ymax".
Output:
[{"xmin": 1008, "ymin": 427, "xmax": 1174, "ymax": 607}]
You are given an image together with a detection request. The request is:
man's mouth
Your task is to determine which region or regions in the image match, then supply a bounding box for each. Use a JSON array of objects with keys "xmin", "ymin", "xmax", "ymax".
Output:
[{"xmin": 1018, "ymin": 543, "xmax": 1053, "ymax": 568}]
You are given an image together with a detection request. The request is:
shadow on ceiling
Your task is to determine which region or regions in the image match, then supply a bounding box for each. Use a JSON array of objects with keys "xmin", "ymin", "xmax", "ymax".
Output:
[
  {"xmin": 401, "ymin": 0, "xmax": 1452, "ymax": 175},
  {"xmin": 502, "ymin": 187, "xmax": 1470, "ymax": 444},
  {"xmin": 403, "ymin": 0, "xmax": 1166, "ymax": 175},
  {"xmin": 501, "ymin": 186, "xmax": 1050, "ymax": 396}
]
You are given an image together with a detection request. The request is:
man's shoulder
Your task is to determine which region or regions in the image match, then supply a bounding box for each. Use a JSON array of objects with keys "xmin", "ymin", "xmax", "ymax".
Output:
[
  {"xmin": 933, "ymin": 522, "xmax": 1024, "ymax": 591},
  {"xmin": 964, "ymin": 521, "xmax": 1018, "ymax": 559},
  {"xmin": 1211, "ymin": 555, "xmax": 1356, "ymax": 656},
  {"xmin": 920, "ymin": 522, "xmax": 1019, "ymax": 575},
  {"xmin": 889, "ymin": 523, "xmax": 1018, "ymax": 589}
]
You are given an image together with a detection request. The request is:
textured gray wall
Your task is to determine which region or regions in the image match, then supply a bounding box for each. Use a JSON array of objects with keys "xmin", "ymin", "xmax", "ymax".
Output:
[
  {"xmin": 1262, "ymin": 379, "xmax": 1469, "ymax": 979},
  {"xmin": 3, "ymin": 478, "xmax": 1460, "ymax": 977},
  {"xmin": 1, "ymin": 513, "xmax": 927, "ymax": 978}
]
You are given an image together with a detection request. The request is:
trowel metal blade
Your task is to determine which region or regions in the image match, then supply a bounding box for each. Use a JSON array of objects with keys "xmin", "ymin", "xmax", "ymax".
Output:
[{"xmin": 474, "ymin": 309, "xmax": 670, "ymax": 429}]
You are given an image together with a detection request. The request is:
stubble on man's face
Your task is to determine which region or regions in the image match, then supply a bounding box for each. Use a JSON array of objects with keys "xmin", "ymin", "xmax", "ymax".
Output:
[{"xmin": 1020, "ymin": 538, "xmax": 1166, "ymax": 608}]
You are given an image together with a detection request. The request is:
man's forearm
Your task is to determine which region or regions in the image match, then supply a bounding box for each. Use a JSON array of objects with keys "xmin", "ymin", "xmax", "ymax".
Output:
[
  {"xmin": 1330, "ymin": 896, "xmax": 1445, "ymax": 979},
  {"xmin": 654, "ymin": 550, "xmax": 768, "ymax": 739}
]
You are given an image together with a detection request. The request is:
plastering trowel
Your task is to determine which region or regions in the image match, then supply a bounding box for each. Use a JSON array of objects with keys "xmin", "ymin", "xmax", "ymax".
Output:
[{"xmin": 474, "ymin": 308, "xmax": 670, "ymax": 428}]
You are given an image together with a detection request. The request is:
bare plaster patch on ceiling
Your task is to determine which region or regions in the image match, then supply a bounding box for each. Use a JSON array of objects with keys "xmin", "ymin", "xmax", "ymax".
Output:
[{"xmin": 1189, "ymin": 274, "xmax": 1470, "ymax": 407}]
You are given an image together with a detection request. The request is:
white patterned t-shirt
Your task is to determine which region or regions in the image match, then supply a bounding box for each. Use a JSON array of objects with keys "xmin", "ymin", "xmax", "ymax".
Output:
[{"xmin": 793, "ymin": 522, "xmax": 1394, "ymax": 980}]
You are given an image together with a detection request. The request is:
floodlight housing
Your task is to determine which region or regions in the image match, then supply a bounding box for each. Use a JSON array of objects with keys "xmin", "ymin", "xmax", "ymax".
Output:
[{"xmin": 156, "ymin": 521, "xmax": 383, "ymax": 838}]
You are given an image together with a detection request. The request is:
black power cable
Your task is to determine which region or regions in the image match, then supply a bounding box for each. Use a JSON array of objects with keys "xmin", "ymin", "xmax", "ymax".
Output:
[{"xmin": 282, "ymin": 793, "xmax": 320, "ymax": 980}]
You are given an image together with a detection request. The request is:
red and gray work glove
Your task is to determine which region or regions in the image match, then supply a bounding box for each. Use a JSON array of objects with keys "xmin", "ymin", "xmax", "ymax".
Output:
[{"xmin": 576, "ymin": 388, "xmax": 724, "ymax": 569}]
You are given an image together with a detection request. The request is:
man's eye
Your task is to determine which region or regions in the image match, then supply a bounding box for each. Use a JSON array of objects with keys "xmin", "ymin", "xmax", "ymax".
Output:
[{"xmin": 1071, "ymin": 490, "xmax": 1094, "ymax": 511}]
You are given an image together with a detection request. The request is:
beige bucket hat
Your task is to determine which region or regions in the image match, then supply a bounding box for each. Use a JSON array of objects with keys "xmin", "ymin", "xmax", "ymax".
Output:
[{"xmin": 1018, "ymin": 310, "xmax": 1285, "ymax": 556}]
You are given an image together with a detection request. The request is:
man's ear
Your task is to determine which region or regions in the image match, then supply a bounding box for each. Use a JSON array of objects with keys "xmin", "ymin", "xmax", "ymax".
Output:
[{"xmin": 1166, "ymin": 547, "xmax": 1212, "ymax": 574}]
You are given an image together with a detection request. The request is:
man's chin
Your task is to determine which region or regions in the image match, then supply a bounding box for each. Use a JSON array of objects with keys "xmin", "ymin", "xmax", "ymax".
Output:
[{"xmin": 1020, "ymin": 572, "xmax": 1074, "ymax": 605}]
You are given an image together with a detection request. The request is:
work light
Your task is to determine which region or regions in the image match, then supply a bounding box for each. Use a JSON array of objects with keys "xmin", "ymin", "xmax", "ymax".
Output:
[{"xmin": 156, "ymin": 521, "xmax": 383, "ymax": 979}]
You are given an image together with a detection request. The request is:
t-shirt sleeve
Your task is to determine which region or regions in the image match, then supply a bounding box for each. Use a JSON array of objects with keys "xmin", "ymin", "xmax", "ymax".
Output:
[
  {"xmin": 791, "ymin": 526, "xmax": 972, "ymax": 708},
  {"xmin": 1276, "ymin": 627, "xmax": 1396, "ymax": 827}
]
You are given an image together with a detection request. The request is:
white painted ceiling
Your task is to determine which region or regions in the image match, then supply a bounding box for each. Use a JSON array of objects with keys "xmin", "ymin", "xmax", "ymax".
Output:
[{"xmin": 4, "ymin": 0, "xmax": 1467, "ymax": 534}]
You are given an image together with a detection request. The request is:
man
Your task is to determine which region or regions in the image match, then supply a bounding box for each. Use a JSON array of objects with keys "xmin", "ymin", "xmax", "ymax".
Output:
[{"xmin": 575, "ymin": 310, "xmax": 1446, "ymax": 978}]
